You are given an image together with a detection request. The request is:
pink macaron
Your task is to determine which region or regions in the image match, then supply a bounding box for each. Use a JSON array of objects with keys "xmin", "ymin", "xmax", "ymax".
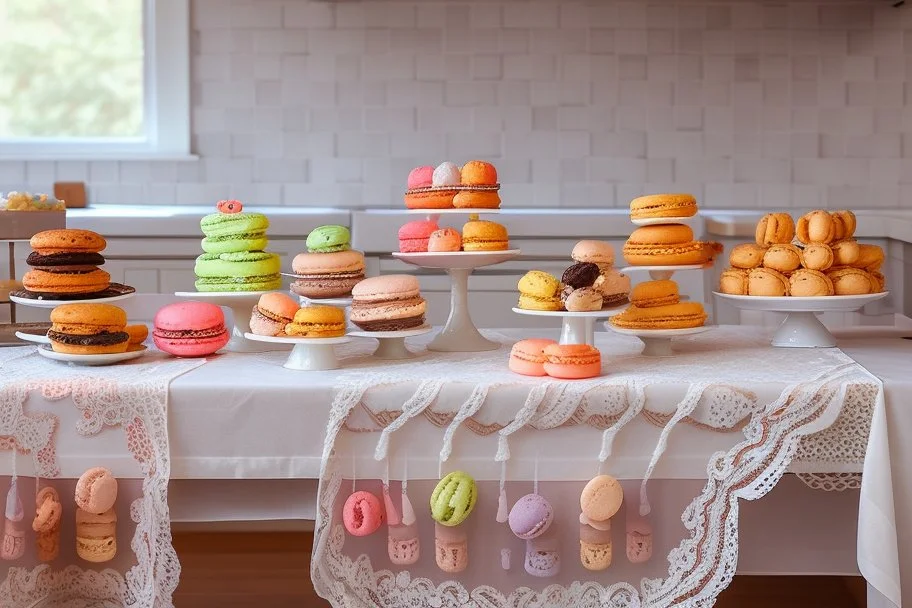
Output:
[
  {"xmin": 398, "ymin": 220, "xmax": 439, "ymax": 253},
  {"xmin": 343, "ymin": 491, "xmax": 384, "ymax": 537},
  {"xmin": 153, "ymin": 301, "xmax": 230, "ymax": 357},
  {"xmin": 509, "ymin": 338, "xmax": 558, "ymax": 377},
  {"xmin": 407, "ymin": 166, "xmax": 434, "ymax": 190}
]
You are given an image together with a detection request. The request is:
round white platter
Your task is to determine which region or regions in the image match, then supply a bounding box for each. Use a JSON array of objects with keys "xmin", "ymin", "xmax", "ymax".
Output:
[
  {"xmin": 607, "ymin": 325, "xmax": 712, "ymax": 357},
  {"xmin": 713, "ymin": 291, "xmax": 889, "ymax": 348},
  {"xmin": 620, "ymin": 264, "xmax": 712, "ymax": 281},
  {"xmin": 631, "ymin": 215, "xmax": 699, "ymax": 227},
  {"xmin": 36, "ymin": 345, "xmax": 147, "ymax": 366},
  {"xmin": 175, "ymin": 291, "xmax": 286, "ymax": 353},
  {"xmin": 512, "ymin": 306, "xmax": 626, "ymax": 346},
  {"xmin": 10, "ymin": 292, "xmax": 135, "ymax": 308},
  {"xmin": 404, "ymin": 208, "xmax": 500, "ymax": 215},
  {"xmin": 243, "ymin": 333, "xmax": 350, "ymax": 370},
  {"xmin": 348, "ymin": 325, "xmax": 433, "ymax": 360},
  {"xmin": 15, "ymin": 331, "xmax": 50, "ymax": 345},
  {"xmin": 292, "ymin": 294, "xmax": 353, "ymax": 308},
  {"xmin": 393, "ymin": 249, "xmax": 521, "ymax": 353}
]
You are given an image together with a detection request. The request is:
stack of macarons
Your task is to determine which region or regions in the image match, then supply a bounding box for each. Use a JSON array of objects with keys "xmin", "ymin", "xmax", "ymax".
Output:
[
  {"xmin": 249, "ymin": 291, "xmax": 346, "ymax": 338},
  {"xmin": 610, "ymin": 279, "xmax": 707, "ymax": 330},
  {"xmin": 153, "ymin": 301, "xmax": 230, "ymax": 356},
  {"xmin": 719, "ymin": 210, "xmax": 885, "ymax": 297},
  {"xmin": 194, "ymin": 200, "xmax": 282, "ymax": 292},
  {"xmin": 48, "ymin": 303, "xmax": 147, "ymax": 354},
  {"xmin": 291, "ymin": 225, "xmax": 366, "ymax": 298},
  {"xmin": 509, "ymin": 338, "xmax": 602, "ymax": 379},
  {"xmin": 397, "ymin": 218, "xmax": 508, "ymax": 253},
  {"xmin": 22, "ymin": 229, "xmax": 113, "ymax": 298},
  {"xmin": 350, "ymin": 275, "xmax": 427, "ymax": 331},
  {"xmin": 404, "ymin": 160, "xmax": 501, "ymax": 210},
  {"xmin": 623, "ymin": 194, "xmax": 722, "ymax": 267}
]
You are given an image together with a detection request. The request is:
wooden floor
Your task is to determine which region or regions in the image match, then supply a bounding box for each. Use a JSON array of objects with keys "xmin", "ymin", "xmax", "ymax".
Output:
[{"xmin": 172, "ymin": 531, "xmax": 866, "ymax": 607}]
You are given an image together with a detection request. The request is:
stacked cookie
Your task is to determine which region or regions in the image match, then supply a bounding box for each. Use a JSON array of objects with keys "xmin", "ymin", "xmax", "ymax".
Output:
[
  {"xmin": 623, "ymin": 194, "xmax": 721, "ymax": 266},
  {"xmin": 22, "ymin": 229, "xmax": 111, "ymax": 297},
  {"xmin": 719, "ymin": 210, "xmax": 885, "ymax": 297},
  {"xmin": 397, "ymin": 218, "xmax": 509, "ymax": 253},
  {"xmin": 404, "ymin": 161, "xmax": 501, "ymax": 210},
  {"xmin": 291, "ymin": 224, "xmax": 366, "ymax": 298},
  {"xmin": 249, "ymin": 292, "xmax": 347, "ymax": 338},
  {"xmin": 610, "ymin": 280, "xmax": 707, "ymax": 329},
  {"xmin": 194, "ymin": 200, "xmax": 282, "ymax": 292},
  {"xmin": 350, "ymin": 275, "xmax": 427, "ymax": 331},
  {"xmin": 516, "ymin": 241, "xmax": 629, "ymax": 313}
]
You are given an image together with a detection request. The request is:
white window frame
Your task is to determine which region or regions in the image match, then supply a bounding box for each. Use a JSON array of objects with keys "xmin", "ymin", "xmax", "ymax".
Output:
[{"xmin": 0, "ymin": 0, "xmax": 193, "ymax": 161}]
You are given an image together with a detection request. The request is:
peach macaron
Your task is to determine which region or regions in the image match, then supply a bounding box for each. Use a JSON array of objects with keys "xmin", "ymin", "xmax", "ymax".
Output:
[
  {"xmin": 509, "ymin": 338, "xmax": 558, "ymax": 376},
  {"xmin": 542, "ymin": 344, "xmax": 602, "ymax": 379}
]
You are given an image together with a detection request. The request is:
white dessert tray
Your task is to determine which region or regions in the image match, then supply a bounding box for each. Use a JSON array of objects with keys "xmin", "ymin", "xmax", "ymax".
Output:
[
  {"xmin": 607, "ymin": 325, "xmax": 711, "ymax": 357},
  {"xmin": 10, "ymin": 291, "xmax": 135, "ymax": 308},
  {"xmin": 348, "ymin": 325, "xmax": 432, "ymax": 360},
  {"xmin": 244, "ymin": 333, "xmax": 350, "ymax": 370},
  {"xmin": 175, "ymin": 291, "xmax": 284, "ymax": 354},
  {"xmin": 713, "ymin": 292, "xmax": 889, "ymax": 348},
  {"xmin": 512, "ymin": 305, "xmax": 626, "ymax": 346},
  {"xmin": 620, "ymin": 264, "xmax": 712, "ymax": 281},
  {"xmin": 15, "ymin": 331, "xmax": 50, "ymax": 345},
  {"xmin": 36, "ymin": 345, "xmax": 147, "ymax": 366},
  {"xmin": 631, "ymin": 215, "xmax": 699, "ymax": 227},
  {"xmin": 393, "ymin": 249, "xmax": 521, "ymax": 353}
]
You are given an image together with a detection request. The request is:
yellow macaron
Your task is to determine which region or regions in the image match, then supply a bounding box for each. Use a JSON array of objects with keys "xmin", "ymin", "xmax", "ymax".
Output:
[{"xmin": 284, "ymin": 305, "xmax": 346, "ymax": 338}]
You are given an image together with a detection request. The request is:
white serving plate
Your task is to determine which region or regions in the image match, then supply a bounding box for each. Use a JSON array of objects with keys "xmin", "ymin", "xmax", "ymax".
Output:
[
  {"xmin": 630, "ymin": 215, "xmax": 699, "ymax": 227},
  {"xmin": 15, "ymin": 331, "xmax": 50, "ymax": 345},
  {"xmin": 404, "ymin": 208, "xmax": 500, "ymax": 215},
  {"xmin": 36, "ymin": 345, "xmax": 147, "ymax": 366},
  {"xmin": 607, "ymin": 325, "xmax": 712, "ymax": 357},
  {"xmin": 10, "ymin": 292, "xmax": 135, "ymax": 309},
  {"xmin": 392, "ymin": 249, "xmax": 521, "ymax": 270}
]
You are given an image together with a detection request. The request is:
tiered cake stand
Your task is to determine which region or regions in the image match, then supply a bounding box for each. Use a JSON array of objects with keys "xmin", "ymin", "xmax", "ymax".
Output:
[
  {"xmin": 512, "ymin": 306, "xmax": 626, "ymax": 346},
  {"xmin": 713, "ymin": 292, "xmax": 889, "ymax": 348},
  {"xmin": 175, "ymin": 291, "xmax": 285, "ymax": 353},
  {"xmin": 392, "ymin": 209, "xmax": 520, "ymax": 352}
]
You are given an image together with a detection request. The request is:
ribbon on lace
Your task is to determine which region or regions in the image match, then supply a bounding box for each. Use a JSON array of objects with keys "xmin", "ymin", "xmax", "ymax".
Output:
[
  {"xmin": 599, "ymin": 379, "xmax": 646, "ymax": 462},
  {"xmin": 439, "ymin": 385, "xmax": 491, "ymax": 463},
  {"xmin": 374, "ymin": 380, "xmax": 444, "ymax": 461},
  {"xmin": 495, "ymin": 384, "xmax": 551, "ymax": 462}
]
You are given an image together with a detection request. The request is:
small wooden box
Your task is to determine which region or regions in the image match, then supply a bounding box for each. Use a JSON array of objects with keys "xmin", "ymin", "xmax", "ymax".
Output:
[{"xmin": 0, "ymin": 210, "xmax": 67, "ymax": 240}]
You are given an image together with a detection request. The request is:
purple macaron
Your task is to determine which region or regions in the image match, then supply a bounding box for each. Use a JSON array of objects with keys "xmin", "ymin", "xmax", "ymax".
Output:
[{"xmin": 508, "ymin": 493, "xmax": 553, "ymax": 540}]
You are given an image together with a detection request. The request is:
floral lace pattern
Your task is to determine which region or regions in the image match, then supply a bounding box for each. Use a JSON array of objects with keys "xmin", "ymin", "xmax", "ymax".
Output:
[
  {"xmin": 0, "ymin": 348, "xmax": 204, "ymax": 608},
  {"xmin": 311, "ymin": 328, "xmax": 881, "ymax": 608}
]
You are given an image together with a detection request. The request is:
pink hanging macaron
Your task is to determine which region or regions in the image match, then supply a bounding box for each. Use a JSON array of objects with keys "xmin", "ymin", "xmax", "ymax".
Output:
[
  {"xmin": 343, "ymin": 491, "xmax": 384, "ymax": 537},
  {"xmin": 0, "ymin": 478, "xmax": 25, "ymax": 561}
]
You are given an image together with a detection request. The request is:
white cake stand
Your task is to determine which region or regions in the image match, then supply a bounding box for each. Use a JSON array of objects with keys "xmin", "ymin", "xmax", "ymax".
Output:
[
  {"xmin": 620, "ymin": 264, "xmax": 712, "ymax": 281},
  {"xmin": 713, "ymin": 292, "xmax": 889, "ymax": 348},
  {"xmin": 607, "ymin": 325, "xmax": 711, "ymax": 357},
  {"xmin": 36, "ymin": 345, "xmax": 148, "ymax": 366},
  {"xmin": 293, "ymin": 294, "xmax": 353, "ymax": 308},
  {"xmin": 9, "ymin": 291, "xmax": 135, "ymax": 308},
  {"xmin": 243, "ymin": 333, "xmax": 350, "ymax": 370},
  {"xmin": 631, "ymin": 215, "xmax": 698, "ymax": 227},
  {"xmin": 175, "ymin": 291, "xmax": 282, "ymax": 353},
  {"xmin": 512, "ymin": 306, "xmax": 626, "ymax": 345},
  {"xmin": 393, "ymin": 249, "xmax": 520, "ymax": 352},
  {"xmin": 348, "ymin": 325, "xmax": 432, "ymax": 360}
]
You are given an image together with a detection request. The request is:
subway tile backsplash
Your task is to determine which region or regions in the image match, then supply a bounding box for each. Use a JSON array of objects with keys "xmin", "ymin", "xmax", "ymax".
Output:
[{"xmin": 3, "ymin": 0, "xmax": 912, "ymax": 209}]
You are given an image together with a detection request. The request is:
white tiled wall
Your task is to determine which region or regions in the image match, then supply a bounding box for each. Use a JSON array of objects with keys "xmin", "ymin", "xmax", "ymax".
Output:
[{"xmin": 2, "ymin": 0, "xmax": 912, "ymax": 209}]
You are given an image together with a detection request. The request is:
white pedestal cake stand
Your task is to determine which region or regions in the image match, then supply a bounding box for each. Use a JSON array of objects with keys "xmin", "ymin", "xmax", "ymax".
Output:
[
  {"xmin": 713, "ymin": 292, "xmax": 889, "ymax": 348},
  {"xmin": 512, "ymin": 306, "xmax": 626, "ymax": 346},
  {"xmin": 630, "ymin": 215, "xmax": 699, "ymax": 227},
  {"xmin": 175, "ymin": 291, "xmax": 284, "ymax": 353},
  {"xmin": 9, "ymin": 291, "xmax": 135, "ymax": 308},
  {"xmin": 607, "ymin": 325, "xmax": 711, "ymax": 357},
  {"xmin": 348, "ymin": 325, "xmax": 432, "ymax": 360},
  {"xmin": 620, "ymin": 264, "xmax": 712, "ymax": 281},
  {"xmin": 244, "ymin": 333, "xmax": 350, "ymax": 370},
  {"xmin": 395, "ymin": 207, "xmax": 517, "ymax": 352}
]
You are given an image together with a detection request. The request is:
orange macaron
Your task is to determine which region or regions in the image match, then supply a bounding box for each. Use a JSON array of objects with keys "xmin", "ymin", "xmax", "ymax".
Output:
[
  {"xmin": 509, "ymin": 338, "xmax": 558, "ymax": 377},
  {"xmin": 462, "ymin": 220, "xmax": 509, "ymax": 251},
  {"xmin": 542, "ymin": 344, "xmax": 602, "ymax": 379}
]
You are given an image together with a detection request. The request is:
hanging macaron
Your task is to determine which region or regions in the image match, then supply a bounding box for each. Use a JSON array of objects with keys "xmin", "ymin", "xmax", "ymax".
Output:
[
  {"xmin": 0, "ymin": 478, "xmax": 24, "ymax": 561},
  {"xmin": 342, "ymin": 491, "xmax": 384, "ymax": 537},
  {"xmin": 430, "ymin": 471, "xmax": 477, "ymax": 573},
  {"xmin": 509, "ymin": 493, "xmax": 560, "ymax": 577},
  {"xmin": 578, "ymin": 475, "xmax": 624, "ymax": 571},
  {"xmin": 74, "ymin": 467, "xmax": 118, "ymax": 563},
  {"xmin": 33, "ymin": 487, "xmax": 62, "ymax": 562}
]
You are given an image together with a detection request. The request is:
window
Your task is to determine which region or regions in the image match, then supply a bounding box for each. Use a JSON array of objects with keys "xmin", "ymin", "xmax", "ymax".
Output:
[{"xmin": 0, "ymin": 0, "xmax": 190, "ymax": 160}]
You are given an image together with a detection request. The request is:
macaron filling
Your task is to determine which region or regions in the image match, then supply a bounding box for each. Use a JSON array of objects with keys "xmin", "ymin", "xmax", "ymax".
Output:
[
  {"xmin": 27, "ymin": 252, "xmax": 105, "ymax": 267},
  {"xmin": 153, "ymin": 326, "xmax": 226, "ymax": 340},
  {"xmin": 47, "ymin": 330, "xmax": 129, "ymax": 346}
]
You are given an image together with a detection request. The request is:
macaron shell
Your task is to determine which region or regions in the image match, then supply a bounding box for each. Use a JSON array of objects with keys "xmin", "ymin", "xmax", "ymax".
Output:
[
  {"xmin": 30, "ymin": 229, "xmax": 107, "ymax": 254},
  {"xmin": 75, "ymin": 468, "xmax": 118, "ymax": 515},
  {"xmin": 154, "ymin": 302, "xmax": 225, "ymax": 332},
  {"xmin": 307, "ymin": 225, "xmax": 351, "ymax": 253},
  {"xmin": 343, "ymin": 491, "xmax": 384, "ymax": 536},
  {"xmin": 543, "ymin": 344, "xmax": 602, "ymax": 379},
  {"xmin": 580, "ymin": 475, "xmax": 624, "ymax": 523},
  {"xmin": 508, "ymin": 494, "xmax": 554, "ymax": 540},
  {"xmin": 199, "ymin": 212, "xmax": 269, "ymax": 238},
  {"xmin": 153, "ymin": 332, "xmax": 229, "ymax": 357}
]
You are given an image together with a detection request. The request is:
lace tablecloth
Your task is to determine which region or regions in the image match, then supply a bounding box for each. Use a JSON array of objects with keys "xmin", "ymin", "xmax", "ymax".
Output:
[
  {"xmin": 304, "ymin": 326, "xmax": 887, "ymax": 608},
  {"xmin": 0, "ymin": 346, "xmax": 204, "ymax": 608}
]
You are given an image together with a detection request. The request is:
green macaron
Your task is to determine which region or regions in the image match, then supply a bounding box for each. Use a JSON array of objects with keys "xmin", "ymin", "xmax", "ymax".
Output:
[
  {"xmin": 430, "ymin": 471, "xmax": 477, "ymax": 527},
  {"xmin": 194, "ymin": 252, "xmax": 282, "ymax": 292},
  {"xmin": 200, "ymin": 212, "xmax": 269, "ymax": 239},
  {"xmin": 306, "ymin": 225, "xmax": 351, "ymax": 253},
  {"xmin": 201, "ymin": 233, "xmax": 269, "ymax": 255}
]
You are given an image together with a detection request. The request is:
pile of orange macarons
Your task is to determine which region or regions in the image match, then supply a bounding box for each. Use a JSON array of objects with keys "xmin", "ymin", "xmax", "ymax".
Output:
[
  {"xmin": 508, "ymin": 338, "xmax": 602, "ymax": 380},
  {"xmin": 404, "ymin": 160, "xmax": 500, "ymax": 210}
]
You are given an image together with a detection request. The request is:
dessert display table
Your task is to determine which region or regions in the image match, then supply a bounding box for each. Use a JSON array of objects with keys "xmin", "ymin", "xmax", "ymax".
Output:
[{"xmin": 1, "ymin": 325, "xmax": 909, "ymax": 608}]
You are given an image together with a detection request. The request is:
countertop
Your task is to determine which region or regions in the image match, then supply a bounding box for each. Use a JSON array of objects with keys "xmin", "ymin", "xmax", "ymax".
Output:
[{"xmin": 50, "ymin": 205, "xmax": 912, "ymax": 245}]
